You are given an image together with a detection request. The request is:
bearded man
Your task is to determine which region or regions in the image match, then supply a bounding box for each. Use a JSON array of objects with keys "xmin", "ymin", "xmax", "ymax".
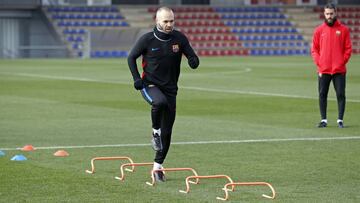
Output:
[{"xmin": 311, "ymin": 3, "xmax": 352, "ymax": 128}]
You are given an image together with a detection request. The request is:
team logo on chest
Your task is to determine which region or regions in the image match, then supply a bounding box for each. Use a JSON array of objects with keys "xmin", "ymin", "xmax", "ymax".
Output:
[
  {"xmin": 336, "ymin": 30, "xmax": 341, "ymax": 35},
  {"xmin": 172, "ymin": 44, "xmax": 179, "ymax": 53}
]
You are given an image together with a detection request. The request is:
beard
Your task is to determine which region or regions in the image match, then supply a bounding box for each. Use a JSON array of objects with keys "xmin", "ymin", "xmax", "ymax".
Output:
[
  {"xmin": 325, "ymin": 17, "xmax": 337, "ymax": 27},
  {"xmin": 156, "ymin": 24, "xmax": 173, "ymax": 34}
]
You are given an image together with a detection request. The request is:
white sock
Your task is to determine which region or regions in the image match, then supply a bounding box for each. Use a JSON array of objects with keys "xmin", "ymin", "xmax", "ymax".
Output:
[
  {"xmin": 337, "ymin": 119, "xmax": 343, "ymax": 123},
  {"xmin": 153, "ymin": 162, "xmax": 162, "ymax": 170},
  {"xmin": 153, "ymin": 128, "xmax": 161, "ymax": 136},
  {"xmin": 321, "ymin": 119, "xmax": 327, "ymax": 123}
]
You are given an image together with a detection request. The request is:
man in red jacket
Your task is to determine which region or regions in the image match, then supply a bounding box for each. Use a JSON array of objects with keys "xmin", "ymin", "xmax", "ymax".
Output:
[{"xmin": 311, "ymin": 3, "xmax": 352, "ymax": 128}]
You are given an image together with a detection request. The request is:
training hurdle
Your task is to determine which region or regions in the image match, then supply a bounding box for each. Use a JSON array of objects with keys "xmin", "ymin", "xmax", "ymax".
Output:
[
  {"xmin": 179, "ymin": 175, "xmax": 234, "ymax": 194},
  {"xmin": 146, "ymin": 167, "xmax": 200, "ymax": 186},
  {"xmin": 115, "ymin": 162, "xmax": 153, "ymax": 181},
  {"xmin": 85, "ymin": 156, "xmax": 135, "ymax": 174},
  {"xmin": 217, "ymin": 182, "xmax": 276, "ymax": 201}
]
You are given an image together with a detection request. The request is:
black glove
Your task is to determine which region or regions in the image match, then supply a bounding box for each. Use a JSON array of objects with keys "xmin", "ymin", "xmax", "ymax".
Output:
[
  {"xmin": 134, "ymin": 79, "xmax": 144, "ymax": 90},
  {"xmin": 188, "ymin": 56, "xmax": 199, "ymax": 69}
]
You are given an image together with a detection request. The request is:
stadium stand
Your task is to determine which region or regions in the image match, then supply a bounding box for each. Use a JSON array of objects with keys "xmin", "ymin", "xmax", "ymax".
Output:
[
  {"xmin": 148, "ymin": 6, "xmax": 309, "ymax": 56},
  {"xmin": 44, "ymin": 6, "xmax": 130, "ymax": 58},
  {"xmin": 41, "ymin": 5, "xmax": 360, "ymax": 58}
]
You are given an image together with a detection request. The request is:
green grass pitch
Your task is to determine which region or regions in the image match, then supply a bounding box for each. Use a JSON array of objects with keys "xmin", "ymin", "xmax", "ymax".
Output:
[{"xmin": 1, "ymin": 56, "xmax": 360, "ymax": 202}]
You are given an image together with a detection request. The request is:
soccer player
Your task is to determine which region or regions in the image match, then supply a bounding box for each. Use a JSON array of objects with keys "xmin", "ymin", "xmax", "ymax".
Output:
[
  {"xmin": 127, "ymin": 7, "xmax": 199, "ymax": 181},
  {"xmin": 311, "ymin": 3, "xmax": 352, "ymax": 128}
]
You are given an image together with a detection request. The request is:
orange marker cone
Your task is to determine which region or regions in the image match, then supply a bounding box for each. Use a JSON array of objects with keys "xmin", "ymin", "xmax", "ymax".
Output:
[
  {"xmin": 54, "ymin": 150, "xmax": 69, "ymax": 157},
  {"xmin": 21, "ymin": 145, "xmax": 36, "ymax": 151}
]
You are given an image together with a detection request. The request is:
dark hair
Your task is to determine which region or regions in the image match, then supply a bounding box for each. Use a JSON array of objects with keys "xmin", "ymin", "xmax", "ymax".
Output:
[{"xmin": 324, "ymin": 3, "xmax": 336, "ymax": 11}]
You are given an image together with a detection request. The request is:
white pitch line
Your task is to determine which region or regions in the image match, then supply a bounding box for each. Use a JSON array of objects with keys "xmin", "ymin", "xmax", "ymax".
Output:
[
  {"xmin": 1, "ymin": 136, "xmax": 359, "ymax": 151},
  {"xmin": 2, "ymin": 72, "xmax": 360, "ymax": 103}
]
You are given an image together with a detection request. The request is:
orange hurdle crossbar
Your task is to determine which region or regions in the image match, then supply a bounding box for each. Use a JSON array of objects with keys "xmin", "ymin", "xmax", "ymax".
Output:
[
  {"xmin": 146, "ymin": 167, "xmax": 200, "ymax": 186},
  {"xmin": 179, "ymin": 175, "xmax": 234, "ymax": 194},
  {"xmin": 85, "ymin": 156, "xmax": 135, "ymax": 174},
  {"xmin": 217, "ymin": 182, "xmax": 276, "ymax": 201},
  {"xmin": 115, "ymin": 162, "xmax": 153, "ymax": 181}
]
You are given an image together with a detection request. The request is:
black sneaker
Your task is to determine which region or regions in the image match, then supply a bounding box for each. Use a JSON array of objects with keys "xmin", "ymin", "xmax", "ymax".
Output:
[
  {"xmin": 154, "ymin": 171, "xmax": 166, "ymax": 182},
  {"xmin": 338, "ymin": 121, "xmax": 344, "ymax": 128},
  {"xmin": 151, "ymin": 133, "xmax": 163, "ymax": 152},
  {"xmin": 317, "ymin": 121, "xmax": 327, "ymax": 128}
]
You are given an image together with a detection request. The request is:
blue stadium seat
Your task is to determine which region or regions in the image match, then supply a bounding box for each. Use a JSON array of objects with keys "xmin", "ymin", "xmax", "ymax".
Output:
[
  {"xmin": 282, "ymin": 35, "xmax": 289, "ymax": 40},
  {"xmin": 81, "ymin": 21, "xmax": 89, "ymax": 26},
  {"xmin": 89, "ymin": 21, "xmax": 97, "ymax": 26},
  {"xmin": 287, "ymin": 49, "xmax": 295, "ymax": 55},
  {"xmin": 57, "ymin": 21, "xmax": 65, "ymax": 26},
  {"xmin": 265, "ymin": 42, "xmax": 273, "ymax": 47},
  {"xmin": 67, "ymin": 36, "xmax": 75, "ymax": 42},
  {"xmin": 73, "ymin": 21, "xmax": 81, "ymax": 26},
  {"xmin": 75, "ymin": 36, "xmax": 83, "ymax": 42},
  {"xmin": 65, "ymin": 21, "xmax": 72, "ymax": 26},
  {"xmin": 260, "ymin": 35, "xmax": 267, "ymax": 40},
  {"xmin": 68, "ymin": 14, "xmax": 75, "ymax": 19},
  {"xmin": 97, "ymin": 21, "xmax": 105, "ymax": 26},
  {"xmin": 302, "ymin": 49, "xmax": 309, "ymax": 55},
  {"xmin": 72, "ymin": 43, "xmax": 80, "ymax": 49},
  {"xmin": 94, "ymin": 51, "xmax": 103, "ymax": 58},
  {"xmin": 103, "ymin": 51, "xmax": 111, "ymax": 57},
  {"xmin": 273, "ymin": 50, "xmax": 280, "ymax": 55},
  {"xmin": 250, "ymin": 49, "xmax": 258, "ymax": 55},
  {"xmin": 78, "ymin": 29, "xmax": 86, "ymax": 34},
  {"xmin": 121, "ymin": 22, "xmax": 129, "ymax": 26},
  {"xmin": 265, "ymin": 50, "xmax": 274, "ymax": 56},
  {"xmin": 111, "ymin": 50, "xmax": 120, "ymax": 57},
  {"xmin": 111, "ymin": 7, "xmax": 118, "ymax": 12},
  {"xmin": 63, "ymin": 29, "xmax": 70, "ymax": 34}
]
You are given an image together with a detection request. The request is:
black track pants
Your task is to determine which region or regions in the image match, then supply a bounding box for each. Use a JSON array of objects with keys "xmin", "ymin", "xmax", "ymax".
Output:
[
  {"xmin": 141, "ymin": 86, "xmax": 176, "ymax": 164},
  {"xmin": 318, "ymin": 73, "xmax": 346, "ymax": 120}
]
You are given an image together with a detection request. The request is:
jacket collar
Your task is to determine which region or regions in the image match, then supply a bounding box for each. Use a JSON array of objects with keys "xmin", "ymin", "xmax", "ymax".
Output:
[{"xmin": 153, "ymin": 26, "xmax": 172, "ymax": 42}]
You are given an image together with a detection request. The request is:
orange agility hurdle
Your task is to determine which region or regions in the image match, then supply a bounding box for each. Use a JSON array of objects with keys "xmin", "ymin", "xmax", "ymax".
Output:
[
  {"xmin": 85, "ymin": 156, "xmax": 135, "ymax": 174},
  {"xmin": 115, "ymin": 162, "xmax": 153, "ymax": 181},
  {"xmin": 146, "ymin": 167, "xmax": 200, "ymax": 186},
  {"xmin": 217, "ymin": 182, "xmax": 276, "ymax": 201},
  {"xmin": 179, "ymin": 175, "xmax": 234, "ymax": 194}
]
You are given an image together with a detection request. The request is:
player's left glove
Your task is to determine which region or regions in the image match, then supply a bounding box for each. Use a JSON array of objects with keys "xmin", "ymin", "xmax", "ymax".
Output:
[
  {"xmin": 188, "ymin": 56, "xmax": 199, "ymax": 69},
  {"xmin": 133, "ymin": 79, "xmax": 144, "ymax": 90}
]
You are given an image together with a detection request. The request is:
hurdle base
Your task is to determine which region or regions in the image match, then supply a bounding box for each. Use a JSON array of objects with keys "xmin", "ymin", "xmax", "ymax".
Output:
[
  {"xmin": 114, "ymin": 176, "xmax": 124, "ymax": 181},
  {"xmin": 216, "ymin": 197, "xmax": 226, "ymax": 201},
  {"xmin": 262, "ymin": 194, "xmax": 273, "ymax": 199}
]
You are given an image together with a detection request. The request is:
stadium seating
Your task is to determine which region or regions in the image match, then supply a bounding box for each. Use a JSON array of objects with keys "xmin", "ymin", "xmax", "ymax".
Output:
[
  {"xmin": 164, "ymin": 6, "xmax": 309, "ymax": 56},
  {"xmin": 44, "ymin": 5, "xmax": 359, "ymax": 58},
  {"xmin": 45, "ymin": 6, "xmax": 129, "ymax": 58},
  {"xmin": 91, "ymin": 50, "xmax": 128, "ymax": 58}
]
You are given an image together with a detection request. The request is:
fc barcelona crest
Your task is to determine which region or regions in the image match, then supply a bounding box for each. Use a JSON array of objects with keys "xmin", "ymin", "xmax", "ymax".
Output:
[{"xmin": 172, "ymin": 44, "xmax": 179, "ymax": 53}]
